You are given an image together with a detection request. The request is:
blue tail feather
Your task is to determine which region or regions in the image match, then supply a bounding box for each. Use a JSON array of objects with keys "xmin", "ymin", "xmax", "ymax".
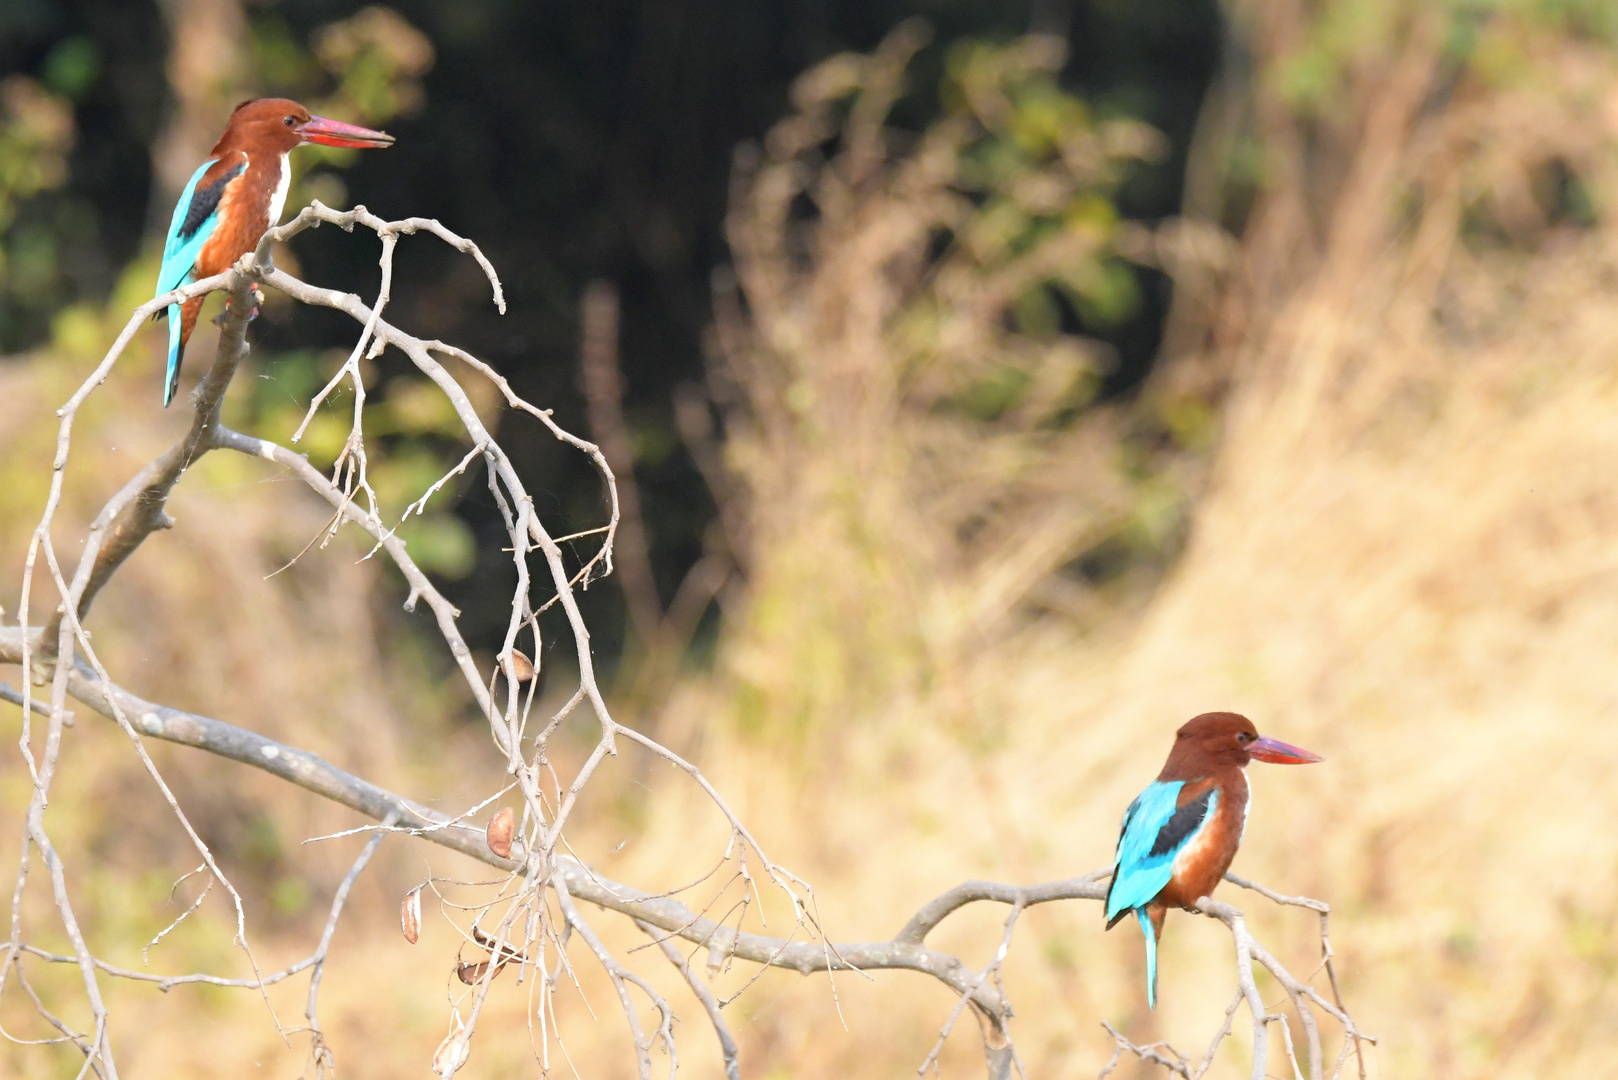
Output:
[
  {"xmin": 156, "ymin": 157, "xmax": 220, "ymax": 407},
  {"xmin": 1136, "ymin": 908, "xmax": 1158, "ymax": 1009},
  {"xmin": 164, "ymin": 303, "xmax": 183, "ymax": 407}
]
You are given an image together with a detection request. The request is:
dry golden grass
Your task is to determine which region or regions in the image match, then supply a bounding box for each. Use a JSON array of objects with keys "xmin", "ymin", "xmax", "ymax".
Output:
[{"xmin": 625, "ymin": 13, "xmax": 1618, "ymax": 1078}]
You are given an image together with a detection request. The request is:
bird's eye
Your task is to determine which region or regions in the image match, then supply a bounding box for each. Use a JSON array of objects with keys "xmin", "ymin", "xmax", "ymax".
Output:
[
  {"xmin": 283, "ymin": 116, "xmax": 297, "ymax": 127},
  {"xmin": 1238, "ymin": 733, "xmax": 1251, "ymax": 743}
]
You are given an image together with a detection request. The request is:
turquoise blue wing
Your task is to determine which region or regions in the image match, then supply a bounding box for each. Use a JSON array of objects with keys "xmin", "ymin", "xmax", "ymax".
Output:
[
  {"xmin": 156, "ymin": 155, "xmax": 244, "ymax": 405},
  {"xmin": 1104, "ymin": 781, "xmax": 1218, "ymax": 923},
  {"xmin": 1107, "ymin": 780, "xmax": 1218, "ymax": 1009},
  {"xmin": 157, "ymin": 158, "xmax": 221, "ymax": 299}
]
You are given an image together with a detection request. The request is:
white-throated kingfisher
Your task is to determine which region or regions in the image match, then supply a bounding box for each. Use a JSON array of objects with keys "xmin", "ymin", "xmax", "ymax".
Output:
[
  {"xmin": 154, "ymin": 98, "xmax": 394, "ymax": 406},
  {"xmin": 1105, "ymin": 712, "xmax": 1322, "ymax": 1008}
]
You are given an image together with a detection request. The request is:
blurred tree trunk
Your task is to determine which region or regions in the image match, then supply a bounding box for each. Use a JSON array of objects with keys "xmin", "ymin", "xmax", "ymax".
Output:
[{"xmin": 151, "ymin": 0, "xmax": 249, "ymax": 205}]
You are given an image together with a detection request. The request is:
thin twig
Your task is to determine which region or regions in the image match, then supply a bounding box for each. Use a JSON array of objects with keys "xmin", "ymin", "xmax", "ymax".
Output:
[{"xmin": 636, "ymin": 918, "xmax": 740, "ymax": 1080}]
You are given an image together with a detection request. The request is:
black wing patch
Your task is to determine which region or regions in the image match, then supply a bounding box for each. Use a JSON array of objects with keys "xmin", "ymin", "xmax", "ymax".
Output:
[
  {"xmin": 1147, "ymin": 787, "xmax": 1214, "ymax": 858},
  {"xmin": 178, "ymin": 159, "xmax": 247, "ymax": 242}
]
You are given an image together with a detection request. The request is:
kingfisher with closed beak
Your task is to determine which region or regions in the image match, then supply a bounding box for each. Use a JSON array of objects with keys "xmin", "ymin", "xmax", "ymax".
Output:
[
  {"xmin": 154, "ymin": 98, "xmax": 394, "ymax": 406},
  {"xmin": 1105, "ymin": 712, "xmax": 1322, "ymax": 1008}
]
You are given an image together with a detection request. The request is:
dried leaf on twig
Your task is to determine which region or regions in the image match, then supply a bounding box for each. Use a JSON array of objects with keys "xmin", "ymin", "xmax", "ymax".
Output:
[
  {"xmin": 507, "ymin": 649, "xmax": 534, "ymax": 682},
  {"xmin": 432, "ymin": 1014, "xmax": 470, "ymax": 1077},
  {"xmin": 486, "ymin": 806, "xmax": 515, "ymax": 859},
  {"xmin": 401, "ymin": 885, "xmax": 423, "ymax": 945},
  {"xmin": 456, "ymin": 959, "xmax": 508, "ymax": 984},
  {"xmin": 471, "ymin": 925, "xmax": 527, "ymax": 960}
]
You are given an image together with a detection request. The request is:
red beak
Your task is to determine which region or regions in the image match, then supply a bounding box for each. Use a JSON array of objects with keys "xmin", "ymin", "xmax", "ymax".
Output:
[
  {"xmin": 1248, "ymin": 735, "xmax": 1323, "ymax": 764},
  {"xmin": 299, "ymin": 115, "xmax": 395, "ymax": 149}
]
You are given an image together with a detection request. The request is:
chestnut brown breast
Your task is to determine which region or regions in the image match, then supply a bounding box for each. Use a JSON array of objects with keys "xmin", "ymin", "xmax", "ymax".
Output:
[{"xmin": 1155, "ymin": 769, "xmax": 1248, "ymax": 909}]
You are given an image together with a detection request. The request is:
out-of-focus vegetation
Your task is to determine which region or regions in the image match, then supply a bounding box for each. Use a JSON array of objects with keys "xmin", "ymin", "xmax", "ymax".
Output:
[
  {"xmin": 0, "ymin": 72, "xmax": 77, "ymax": 334},
  {"xmin": 708, "ymin": 26, "xmax": 1184, "ymax": 736},
  {"xmin": 5, "ymin": 0, "xmax": 1618, "ymax": 1078},
  {"xmin": 2, "ymin": 0, "xmax": 1221, "ymax": 658}
]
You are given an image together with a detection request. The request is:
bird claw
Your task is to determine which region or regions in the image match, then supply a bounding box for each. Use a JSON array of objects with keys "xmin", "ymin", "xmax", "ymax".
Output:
[{"xmin": 215, "ymin": 288, "xmax": 263, "ymax": 326}]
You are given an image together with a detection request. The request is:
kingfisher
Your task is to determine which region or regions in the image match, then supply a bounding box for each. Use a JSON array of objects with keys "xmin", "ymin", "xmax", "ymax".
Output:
[
  {"xmin": 1105, "ymin": 712, "xmax": 1322, "ymax": 1008},
  {"xmin": 154, "ymin": 98, "xmax": 394, "ymax": 406}
]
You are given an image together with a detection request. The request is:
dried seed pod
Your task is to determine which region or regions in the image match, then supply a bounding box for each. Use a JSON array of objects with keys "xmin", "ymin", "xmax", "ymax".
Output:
[
  {"xmin": 432, "ymin": 1016, "xmax": 470, "ymax": 1077},
  {"xmin": 456, "ymin": 957, "xmax": 511, "ymax": 985},
  {"xmin": 469, "ymin": 926, "xmax": 527, "ymax": 967},
  {"xmin": 401, "ymin": 885, "xmax": 422, "ymax": 945},
  {"xmin": 507, "ymin": 649, "xmax": 535, "ymax": 682},
  {"xmin": 486, "ymin": 806, "xmax": 515, "ymax": 859}
]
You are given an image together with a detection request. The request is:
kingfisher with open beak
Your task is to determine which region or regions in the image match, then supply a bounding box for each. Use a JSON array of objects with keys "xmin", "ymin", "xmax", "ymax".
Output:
[
  {"xmin": 154, "ymin": 98, "xmax": 394, "ymax": 406},
  {"xmin": 1105, "ymin": 712, "xmax": 1322, "ymax": 1008}
]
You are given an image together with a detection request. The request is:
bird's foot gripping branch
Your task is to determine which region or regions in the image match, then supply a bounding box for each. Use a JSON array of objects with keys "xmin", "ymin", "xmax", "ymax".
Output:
[{"xmin": 2, "ymin": 206, "xmax": 1370, "ymax": 1080}]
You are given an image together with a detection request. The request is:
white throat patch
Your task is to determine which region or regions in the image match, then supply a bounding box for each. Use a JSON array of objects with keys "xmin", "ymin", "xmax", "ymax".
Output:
[{"xmin": 266, "ymin": 152, "xmax": 292, "ymax": 226}]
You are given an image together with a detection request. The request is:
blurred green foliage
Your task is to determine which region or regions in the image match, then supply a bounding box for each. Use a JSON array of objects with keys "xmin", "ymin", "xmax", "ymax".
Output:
[
  {"xmin": 715, "ymin": 32, "xmax": 1192, "ymax": 737},
  {"xmin": 0, "ymin": 77, "xmax": 74, "ymax": 323},
  {"xmin": 946, "ymin": 37, "xmax": 1153, "ymax": 338},
  {"xmin": 1274, "ymin": 0, "xmax": 1618, "ymax": 116},
  {"xmin": 41, "ymin": 35, "xmax": 98, "ymax": 99}
]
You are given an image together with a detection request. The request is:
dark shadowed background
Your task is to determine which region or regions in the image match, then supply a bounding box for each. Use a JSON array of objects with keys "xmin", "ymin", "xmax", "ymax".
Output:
[{"xmin": 0, "ymin": 0, "xmax": 1217, "ymax": 663}]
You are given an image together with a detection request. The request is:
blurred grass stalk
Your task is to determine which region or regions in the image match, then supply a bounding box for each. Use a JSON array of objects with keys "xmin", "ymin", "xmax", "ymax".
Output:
[{"xmin": 701, "ymin": 23, "xmax": 1170, "ymax": 740}]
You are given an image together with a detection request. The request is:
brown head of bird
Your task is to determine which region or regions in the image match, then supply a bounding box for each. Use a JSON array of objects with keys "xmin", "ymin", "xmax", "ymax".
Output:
[
  {"xmin": 213, "ymin": 98, "xmax": 397, "ymax": 158},
  {"xmin": 1157, "ymin": 711, "xmax": 1323, "ymax": 780}
]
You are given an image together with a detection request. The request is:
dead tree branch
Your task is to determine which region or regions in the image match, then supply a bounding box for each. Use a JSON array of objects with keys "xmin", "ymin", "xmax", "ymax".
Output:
[
  {"xmin": 36, "ymin": 272, "xmax": 254, "ymax": 659},
  {"xmin": 0, "ymin": 628, "xmax": 1370, "ymax": 1079},
  {"xmin": 4, "ymin": 205, "xmax": 806, "ymax": 1079},
  {"xmin": 637, "ymin": 917, "xmax": 740, "ymax": 1080},
  {"xmin": 305, "ymin": 810, "xmax": 398, "ymax": 1077},
  {"xmin": 3, "ymin": 198, "xmax": 1368, "ymax": 1080}
]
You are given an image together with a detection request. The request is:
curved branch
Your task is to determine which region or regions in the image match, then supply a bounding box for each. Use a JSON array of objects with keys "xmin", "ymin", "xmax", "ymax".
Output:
[
  {"xmin": 39, "ymin": 270, "xmax": 257, "ymax": 659},
  {"xmin": 637, "ymin": 918, "xmax": 740, "ymax": 1080},
  {"xmin": 0, "ymin": 633, "xmax": 1370, "ymax": 1080},
  {"xmin": 5, "ymin": 199, "xmax": 1370, "ymax": 1080}
]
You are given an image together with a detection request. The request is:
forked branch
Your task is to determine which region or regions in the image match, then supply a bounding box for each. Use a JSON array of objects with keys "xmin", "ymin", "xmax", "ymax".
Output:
[
  {"xmin": 0, "ymin": 627, "xmax": 1370, "ymax": 1080},
  {"xmin": 3, "ymin": 203, "xmax": 1368, "ymax": 1080},
  {"xmin": 5, "ymin": 207, "xmax": 807, "ymax": 1080}
]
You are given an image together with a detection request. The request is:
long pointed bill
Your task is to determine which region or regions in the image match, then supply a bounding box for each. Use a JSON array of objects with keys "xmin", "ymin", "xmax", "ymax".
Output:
[
  {"xmin": 1248, "ymin": 735, "xmax": 1323, "ymax": 764},
  {"xmin": 300, "ymin": 115, "xmax": 395, "ymax": 149}
]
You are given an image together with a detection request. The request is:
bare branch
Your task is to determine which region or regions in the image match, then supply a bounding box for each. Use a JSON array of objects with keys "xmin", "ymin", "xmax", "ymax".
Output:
[
  {"xmin": 1099, "ymin": 1021, "xmax": 1191, "ymax": 1079},
  {"xmin": 0, "ymin": 683, "xmax": 62, "ymax": 720},
  {"xmin": 4, "ymin": 184, "xmax": 1369, "ymax": 1080},
  {"xmin": 555, "ymin": 877, "xmax": 675, "ymax": 1080},
  {"xmin": 637, "ymin": 918, "xmax": 740, "ymax": 1080},
  {"xmin": 0, "ymin": 629, "xmax": 1369, "ymax": 1080},
  {"xmin": 305, "ymin": 810, "xmax": 397, "ymax": 1077},
  {"xmin": 39, "ymin": 268, "xmax": 258, "ymax": 659}
]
